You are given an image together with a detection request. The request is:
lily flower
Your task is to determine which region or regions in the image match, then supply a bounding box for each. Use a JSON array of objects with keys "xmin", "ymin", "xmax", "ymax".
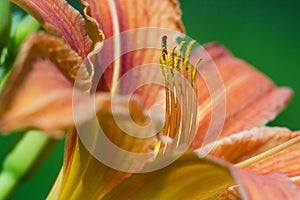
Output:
[{"xmin": 0, "ymin": 0, "xmax": 299, "ymax": 199}]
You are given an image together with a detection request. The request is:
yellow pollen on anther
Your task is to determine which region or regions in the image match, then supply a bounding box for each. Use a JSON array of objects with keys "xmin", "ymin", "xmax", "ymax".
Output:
[{"xmin": 153, "ymin": 36, "xmax": 199, "ymax": 158}]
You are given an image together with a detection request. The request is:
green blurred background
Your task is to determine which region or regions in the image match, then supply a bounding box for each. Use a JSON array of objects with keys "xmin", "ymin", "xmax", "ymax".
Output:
[{"xmin": 0, "ymin": 0, "xmax": 299, "ymax": 199}]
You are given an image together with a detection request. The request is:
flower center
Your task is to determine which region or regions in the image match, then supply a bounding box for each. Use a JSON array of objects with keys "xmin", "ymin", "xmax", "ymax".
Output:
[{"xmin": 154, "ymin": 36, "xmax": 199, "ymax": 157}]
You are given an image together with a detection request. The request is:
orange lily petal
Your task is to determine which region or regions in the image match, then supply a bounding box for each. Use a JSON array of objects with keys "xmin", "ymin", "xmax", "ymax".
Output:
[
  {"xmin": 80, "ymin": 0, "xmax": 104, "ymax": 47},
  {"xmin": 86, "ymin": 0, "xmax": 184, "ymax": 38},
  {"xmin": 199, "ymin": 127, "xmax": 300, "ymax": 163},
  {"xmin": 10, "ymin": 0, "xmax": 92, "ymax": 58},
  {"xmin": 192, "ymin": 43, "xmax": 292, "ymax": 148},
  {"xmin": 199, "ymin": 127, "xmax": 300, "ymax": 183},
  {"xmin": 295, "ymin": 179, "xmax": 300, "ymax": 188},
  {"xmin": 220, "ymin": 87, "xmax": 292, "ymax": 137},
  {"xmin": 230, "ymin": 128, "xmax": 300, "ymax": 178},
  {"xmin": 247, "ymin": 143, "xmax": 300, "ymax": 177},
  {"xmin": 85, "ymin": 0, "xmax": 185, "ymax": 99},
  {"xmin": 0, "ymin": 33, "xmax": 93, "ymax": 137}
]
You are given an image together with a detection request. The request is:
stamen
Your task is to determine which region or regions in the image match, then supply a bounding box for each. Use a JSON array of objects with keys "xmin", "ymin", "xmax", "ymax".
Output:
[
  {"xmin": 184, "ymin": 40, "xmax": 195, "ymax": 71},
  {"xmin": 175, "ymin": 41, "xmax": 185, "ymax": 73},
  {"xmin": 154, "ymin": 36, "xmax": 199, "ymax": 157},
  {"xmin": 153, "ymin": 141, "xmax": 161, "ymax": 160},
  {"xmin": 193, "ymin": 58, "xmax": 202, "ymax": 89},
  {"xmin": 160, "ymin": 36, "xmax": 169, "ymax": 84}
]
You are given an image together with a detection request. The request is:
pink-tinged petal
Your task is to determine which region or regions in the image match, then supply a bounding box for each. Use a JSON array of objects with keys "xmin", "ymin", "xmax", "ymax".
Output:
[
  {"xmin": 85, "ymin": 0, "xmax": 185, "ymax": 102},
  {"xmin": 232, "ymin": 168, "xmax": 300, "ymax": 200},
  {"xmin": 217, "ymin": 169, "xmax": 300, "ymax": 200},
  {"xmin": 10, "ymin": 0, "xmax": 92, "ymax": 58},
  {"xmin": 0, "ymin": 33, "xmax": 93, "ymax": 137},
  {"xmin": 192, "ymin": 43, "xmax": 292, "ymax": 148}
]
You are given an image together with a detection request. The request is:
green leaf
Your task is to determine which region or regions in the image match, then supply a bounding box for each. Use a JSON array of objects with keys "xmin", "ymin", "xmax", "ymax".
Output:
[{"xmin": 0, "ymin": 0, "xmax": 11, "ymax": 52}]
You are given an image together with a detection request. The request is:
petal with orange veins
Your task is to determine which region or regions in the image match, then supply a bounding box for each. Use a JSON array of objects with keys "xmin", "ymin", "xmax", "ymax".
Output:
[
  {"xmin": 198, "ymin": 127, "xmax": 300, "ymax": 163},
  {"xmin": 198, "ymin": 127, "xmax": 300, "ymax": 181},
  {"xmin": 86, "ymin": 0, "xmax": 184, "ymax": 38},
  {"xmin": 220, "ymin": 87, "xmax": 292, "ymax": 138},
  {"xmin": 0, "ymin": 33, "xmax": 94, "ymax": 137},
  {"xmin": 246, "ymin": 143, "xmax": 300, "ymax": 178},
  {"xmin": 10, "ymin": 0, "xmax": 92, "ymax": 58},
  {"xmin": 192, "ymin": 43, "xmax": 293, "ymax": 148},
  {"xmin": 85, "ymin": 0, "xmax": 185, "ymax": 101}
]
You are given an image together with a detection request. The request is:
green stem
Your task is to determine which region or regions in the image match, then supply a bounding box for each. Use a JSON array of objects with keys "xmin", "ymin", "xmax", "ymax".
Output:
[
  {"xmin": 0, "ymin": 131, "xmax": 50, "ymax": 200},
  {"xmin": 0, "ymin": 8, "xmax": 47, "ymax": 200},
  {"xmin": 0, "ymin": 0, "xmax": 11, "ymax": 52},
  {"xmin": 0, "ymin": 171, "xmax": 17, "ymax": 200}
]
